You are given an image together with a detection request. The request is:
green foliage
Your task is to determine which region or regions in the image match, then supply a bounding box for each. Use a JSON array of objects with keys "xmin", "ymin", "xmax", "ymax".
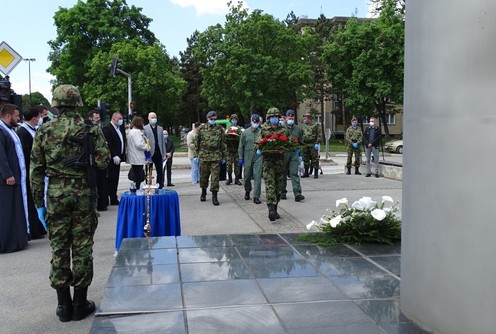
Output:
[{"xmin": 22, "ymin": 92, "xmax": 50, "ymax": 111}]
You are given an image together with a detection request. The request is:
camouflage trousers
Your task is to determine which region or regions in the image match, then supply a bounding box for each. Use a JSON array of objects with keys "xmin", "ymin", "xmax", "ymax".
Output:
[
  {"xmin": 200, "ymin": 160, "xmax": 221, "ymax": 192},
  {"xmin": 281, "ymin": 152, "xmax": 302, "ymax": 196},
  {"xmin": 346, "ymin": 147, "xmax": 361, "ymax": 168},
  {"xmin": 263, "ymin": 155, "xmax": 285, "ymax": 205},
  {"xmin": 46, "ymin": 178, "xmax": 97, "ymax": 289},
  {"xmin": 302, "ymin": 145, "xmax": 319, "ymax": 170},
  {"xmin": 226, "ymin": 150, "xmax": 241, "ymax": 176}
]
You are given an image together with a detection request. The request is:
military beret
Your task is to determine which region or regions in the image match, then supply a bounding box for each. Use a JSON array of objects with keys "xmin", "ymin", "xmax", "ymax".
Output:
[
  {"xmin": 251, "ymin": 114, "xmax": 260, "ymax": 123},
  {"xmin": 206, "ymin": 111, "xmax": 217, "ymax": 118},
  {"xmin": 286, "ymin": 109, "xmax": 295, "ymax": 117}
]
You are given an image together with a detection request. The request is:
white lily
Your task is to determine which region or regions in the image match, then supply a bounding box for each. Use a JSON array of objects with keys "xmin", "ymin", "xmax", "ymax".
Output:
[
  {"xmin": 320, "ymin": 217, "xmax": 330, "ymax": 225},
  {"xmin": 306, "ymin": 220, "xmax": 318, "ymax": 230},
  {"xmin": 371, "ymin": 208, "xmax": 387, "ymax": 221},
  {"xmin": 335, "ymin": 198, "xmax": 348, "ymax": 209},
  {"xmin": 382, "ymin": 196, "xmax": 394, "ymax": 204},
  {"xmin": 329, "ymin": 215, "xmax": 342, "ymax": 227},
  {"xmin": 351, "ymin": 196, "xmax": 377, "ymax": 211}
]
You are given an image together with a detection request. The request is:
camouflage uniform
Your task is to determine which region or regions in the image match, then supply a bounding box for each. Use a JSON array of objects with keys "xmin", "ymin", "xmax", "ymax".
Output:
[
  {"xmin": 195, "ymin": 117, "xmax": 226, "ymax": 196},
  {"xmin": 224, "ymin": 114, "xmax": 244, "ymax": 185},
  {"xmin": 281, "ymin": 122, "xmax": 304, "ymax": 200},
  {"xmin": 345, "ymin": 124, "xmax": 363, "ymax": 173},
  {"xmin": 255, "ymin": 107, "xmax": 291, "ymax": 221},
  {"xmin": 301, "ymin": 118, "xmax": 321, "ymax": 177},
  {"xmin": 30, "ymin": 85, "xmax": 110, "ymax": 322}
]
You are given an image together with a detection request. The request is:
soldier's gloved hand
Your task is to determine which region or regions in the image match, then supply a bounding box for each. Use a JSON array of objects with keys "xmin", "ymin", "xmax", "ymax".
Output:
[
  {"xmin": 36, "ymin": 207, "xmax": 47, "ymax": 230},
  {"xmin": 352, "ymin": 143, "xmax": 358, "ymax": 149},
  {"xmin": 238, "ymin": 159, "xmax": 244, "ymax": 166},
  {"xmin": 295, "ymin": 148, "xmax": 300, "ymax": 156},
  {"xmin": 221, "ymin": 159, "xmax": 226, "ymax": 164},
  {"xmin": 314, "ymin": 144, "xmax": 319, "ymax": 151},
  {"xmin": 113, "ymin": 156, "xmax": 121, "ymax": 165},
  {"xmin": 299, "ymin": 156, "xmax": 303, "ymax": 163},
  {"xmin": 256, "ymin": 149, "xmax": 262, "ymax": 156},
  {"xmin": 192, "ymin": 157, "xmax": 199, "ymax": 163}
]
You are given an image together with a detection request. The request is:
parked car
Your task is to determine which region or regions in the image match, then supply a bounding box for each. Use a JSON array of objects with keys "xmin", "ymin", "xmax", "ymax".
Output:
[{"xmin": 385, "ymin": 139, "xmax": 403, "ymax": 154}]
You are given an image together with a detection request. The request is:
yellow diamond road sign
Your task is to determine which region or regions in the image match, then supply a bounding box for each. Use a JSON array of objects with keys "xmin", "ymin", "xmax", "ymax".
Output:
[{"xmin": 0, "ymin": 41, "xmax": 23, "ymax": 76}]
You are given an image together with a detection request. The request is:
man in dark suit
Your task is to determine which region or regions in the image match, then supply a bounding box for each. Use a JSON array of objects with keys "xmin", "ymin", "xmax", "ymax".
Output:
[
  {"xmin": 88, "ymin": 110, "xmax": 108, "ymax": 211},
  {"xmin": 162, "ymin": 129, "xmax": 175, "ymax": 186},
  {"xmin": 103, "ymin": 112, "xmax": 126, "ymax": 205},
  {"xmin": 143, "ymin": 112, "xmax": 166, "ymax": 188},
  {"xmin": 17, "ymin": 106, "xmax": 47, "ymax": 239}
]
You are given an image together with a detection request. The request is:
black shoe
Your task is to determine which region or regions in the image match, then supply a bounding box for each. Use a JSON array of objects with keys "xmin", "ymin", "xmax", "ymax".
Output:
[
  {"xmin": 244, "ymin": 191, "xmax": 250, "ymax": 200},
  {"xmin": 295, "ymin": 194, "xmax": 305, "ymax": 202},
  {"xmin": 280, "ymin": 194, "xmax": 287, "ymax": 200},
  {"xmin": 355, "ymin": 167, "xmax": 362, "ymax": 175},
  {"xmin": 365, "ymin": 173, "xmax": 371, "ymax": 177},
  {"xmin": 234, "ymin": 178, "xmax": 242, "ymax": 186},
  {"xmin": 253, "ymin": 197, "xmax": 261, "ymax": 204},
  {"xmin": 167, "ymin": 183, "xmax": 175, "ymax": 187},
  {"xmin": 110, "ymin": 199, "xmax": 119, "ymax": 205},
  {"xmin": 375, "ymin": 174, "xmax": 380, "ymax": 178}
]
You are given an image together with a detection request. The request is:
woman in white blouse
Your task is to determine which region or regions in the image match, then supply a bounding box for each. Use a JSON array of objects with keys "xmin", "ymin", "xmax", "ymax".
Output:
[{"xmin": 126, "ymin": 117, "xmax": 148, "ymax": 189}]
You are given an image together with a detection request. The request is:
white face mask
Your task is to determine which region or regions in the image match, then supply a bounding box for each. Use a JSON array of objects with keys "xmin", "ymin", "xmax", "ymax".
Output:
[
  {"xmin": 37, "ymin": 117, "xmax": 43, "ymax": 127},
  {"xmin": 370, "ymin": 121, "xmax": 375, "ymax": 127}
]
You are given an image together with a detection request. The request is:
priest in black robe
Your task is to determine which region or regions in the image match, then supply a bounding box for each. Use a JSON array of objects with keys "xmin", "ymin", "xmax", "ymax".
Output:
[{"xmin": 0, "ymin": 103, "xmax": 29, "ymax": 253}]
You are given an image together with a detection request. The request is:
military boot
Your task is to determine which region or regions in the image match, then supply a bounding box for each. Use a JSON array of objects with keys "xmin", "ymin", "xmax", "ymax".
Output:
[
  {"xmin": 225, "ymin": 173, "xmax": 232, "ymax": 185},
  {"xmin": 355, "ymin": 167, "xmax": 362, "ymax": 175},
  {"xmin": 72, "ymin": 287, "xmax": 95, "ymax": 321},
  {"xmin": 253, "ymin": 197, "xmax": 261, "ymax": 204},
  {"xmin": 244, "ymin": 191, "xmax": 250, "ymax": 200},
  {"xmin": 200, "ymin": 188, "xmax": 207, "ymax": 202},
  {"xmin": 268, "ymin": 204, "xmax": 277, "ymax": 221},
  {"xmin": 274, "ymin": 203, "xmax": 280, "ymax": 219},
  {"xmin": 302, "ymin": 168, "xmax": 309, "ymax": 178},
  {"xmin": 346, "ymin": 167, "xmax": 351, "ymax": 175},
  {"xmin": 314, "ymin": 168, "xmax": 319, "ymax": 179},
  {"xmin": 212, "ymin": 191, "xmax": 219, "ymax": 206},
  {"xmin": 56, "ymin": 287, "xmax": 72, "ymax": 322},
  {"xmin": 234, "ymin": 177, "xmax": 242, "ymax": 185}
]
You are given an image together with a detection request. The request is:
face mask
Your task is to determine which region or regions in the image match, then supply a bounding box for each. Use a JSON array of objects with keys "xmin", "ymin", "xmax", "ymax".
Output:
[
  {"xmin": 208, "ymin": 120, "xmax": 216, "ymax": 125},
  {"xmin": 287, "ymin": 119, "xmax": 294, "ymax": 126},
  {"xmin": 251, "ymin": 123, "xmax": 259, "ymax": 129},
  {"xmin": 117, "ymin": 119, "xmax": 123, "ymax": 126},
  {"xmin": 370, "ymin": 122, "xmax": 375, "ymax": 127},
  {"xmin": 269, "ymin": 117, "xmax": 279, "ymax": 125},
  {"xmin": 352, "ymin": 122, "xmax": 357, "ymax": 127},
  {"xmin": 37, "ymin": 117, "xmax": 43, "ymax": 127},
  {"xmin": 303, "ymin": 119, "xmax": 308, "ymax": 124},
  {"xmin": 163, "ymin": 134, "xmax": 168, "ymax": 139},
  {"xmin": 279, "ymin": 120, "xmax": 285, "ymax": 126},
  {"xmin": 231, "ymin": 119, "xmax": 237, "ymax": 125},
  {"xmin": 150, "ymin": 118, "xmax": 157, "ymax": 125}
]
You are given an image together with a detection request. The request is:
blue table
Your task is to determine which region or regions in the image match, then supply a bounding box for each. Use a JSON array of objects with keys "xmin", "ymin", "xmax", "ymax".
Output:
[{"xmin": 115, "ymin": 189, "xmax": 181, "ymax": 251}]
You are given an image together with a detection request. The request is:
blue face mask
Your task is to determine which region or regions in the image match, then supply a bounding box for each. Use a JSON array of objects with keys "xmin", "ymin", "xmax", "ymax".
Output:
[
  {"xmin": 208, "ymin": 120, "xmax": 216, "ymax": 125},
  {"xmin": 251, "ymin": 123, "xmax": 259, "ymax": 129},
  {"xmin": 163, "ymin": 134, "xmax": 168, "ymax": 139},
  {"xmin": 352, "ymin": 122, "xmax": 357, "ymax": 127},
  {"xmin": 279, "ymin": 120, "xmax": 285, "ymax": 126},
  {"xmin": 287, "ymin": 119, "xmax": 294, "ymax": 126},
  {"xmin": 117, "ymin": 119, "xmax": 123, "ymax": 127},
  {"xmin": 150, "ymin": 118, "xmax": 157, "ymax": 125},
  {"xmin": 303, "ymin": 119, "xmax": 308, "ymax": 124},
  {"xmin": 269, "ymin": 117, "xmax": 279, "ymax": 125},
  {"xmin": 231, "ymin": 119, "xmax": 237, "ymax": 125}
]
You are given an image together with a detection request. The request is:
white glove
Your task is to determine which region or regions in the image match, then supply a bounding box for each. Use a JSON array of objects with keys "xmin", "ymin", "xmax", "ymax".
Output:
[{"xmin": 113, "ymin": 156, "xmax": 121, "ymax": 165}]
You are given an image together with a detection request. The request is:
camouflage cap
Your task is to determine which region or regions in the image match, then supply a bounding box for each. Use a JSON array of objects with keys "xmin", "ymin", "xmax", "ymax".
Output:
[
  {"xmin": 52, "ymin": 85, "xmax": 83, "ymax": 107},
  {"xmin": 266, "ymin": 107, "xmax": 280, "ymax": 117},
  {"xmin": 206, "ymin": 110, "xmax": 217, "ymax": 118},
  {"xmin": 230, "ymin": 113, "xmax": 238, "ymax": 119}
]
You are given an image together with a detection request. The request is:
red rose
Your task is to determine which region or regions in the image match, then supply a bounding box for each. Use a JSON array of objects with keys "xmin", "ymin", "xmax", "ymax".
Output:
[
  {"xmin": 294, "ymin": 137, "xmax": 299, "ymax": 143},
  {"xmin": 280, "ymin": 135, "xmax": 288, "ymax": 142}
]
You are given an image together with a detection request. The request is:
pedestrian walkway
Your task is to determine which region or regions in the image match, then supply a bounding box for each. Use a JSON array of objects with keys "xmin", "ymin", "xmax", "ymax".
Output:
[{"xmin": 1, "ymin": 155, "xmax": 413, "ymax": 334}]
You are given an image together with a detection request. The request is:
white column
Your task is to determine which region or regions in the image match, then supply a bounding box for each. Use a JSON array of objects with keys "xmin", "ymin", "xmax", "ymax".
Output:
[{"xmin": 402, "ymin": 1, "xmax": 496, "ymax": 333}]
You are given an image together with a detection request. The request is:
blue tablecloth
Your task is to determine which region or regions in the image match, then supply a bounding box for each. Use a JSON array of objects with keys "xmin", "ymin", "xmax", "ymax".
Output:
[{"xmin": 115, "ymin": 189, "xmax": 181, "ymax": 250}]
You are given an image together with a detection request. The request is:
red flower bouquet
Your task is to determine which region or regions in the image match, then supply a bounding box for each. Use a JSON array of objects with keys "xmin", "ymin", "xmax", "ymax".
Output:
[{"xmin": 259, "ymin": 133, "xmax": 299, "ymax": 158}]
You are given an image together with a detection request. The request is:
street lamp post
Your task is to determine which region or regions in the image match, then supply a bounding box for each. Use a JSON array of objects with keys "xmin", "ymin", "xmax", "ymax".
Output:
[{"xmin": 23, "ymin": 58, "xmax": 36, "ymax": 105}]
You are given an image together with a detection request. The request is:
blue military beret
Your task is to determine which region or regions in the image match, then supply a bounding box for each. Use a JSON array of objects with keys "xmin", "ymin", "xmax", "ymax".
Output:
[
  {"xmin": 286, "ymin": 109, "xmax": 295, "ymax": 117},
  {"xmin": 206, "ymin": 111, "xmax": 217, "ymax": 118},
  {"xmin": 251, "ymin": 114, "xmax": 260, "ymax": 123}
]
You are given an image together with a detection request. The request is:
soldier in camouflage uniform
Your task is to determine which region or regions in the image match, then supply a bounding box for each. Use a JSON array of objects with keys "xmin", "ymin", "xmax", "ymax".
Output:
[
  {"xmin": 345, "ymin": 117, "xmax": 363, "ymax": 175},
  {"xmin": 255, "ymin": 107, "xmax": 291, "ymax": 221},
  {"xmin": 224, "ymin": 114, "xmax": 243, "ymax": 185},
  {"xmin": 238, "ymin": 114, "xmax": 263, "ymax": 204},
  {"xmin": 301, "ymin": 112, "xmax": 322, "ymax": 179},
  {"xmin": 280, "ymin": 109, "xmax": 305, "ymax": 202},
  {"xmin": 195, "ymin": 111, "xmax": 227, "ymax": 206},
  {"xmin": 30, "ymin": 85, "xmax": 110, "ymax": 322}
]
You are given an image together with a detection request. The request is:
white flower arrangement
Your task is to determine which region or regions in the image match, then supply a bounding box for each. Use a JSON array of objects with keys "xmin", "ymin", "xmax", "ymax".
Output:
[{"xmin": 304, "ymin": 196, "xmax": 401, "ymax": 246}]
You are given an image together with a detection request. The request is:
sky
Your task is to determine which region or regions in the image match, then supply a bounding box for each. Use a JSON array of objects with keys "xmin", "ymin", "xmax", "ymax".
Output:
[{"xmin": 2, "ymin": 0, "xmax": 373, "ymax": 101}]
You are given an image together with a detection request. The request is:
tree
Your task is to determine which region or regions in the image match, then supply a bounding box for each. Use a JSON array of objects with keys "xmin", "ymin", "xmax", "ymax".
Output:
[
  {"xmin": 22, "ymin": 92, "xmax": 50, "ymax": 111},
  {"xmin": 194, "ymin": 2, "xmax": 315, "ymax": 119},
  {"xmin": 48, "ymin": 0, "xmax": 156, "ymax": 89}
]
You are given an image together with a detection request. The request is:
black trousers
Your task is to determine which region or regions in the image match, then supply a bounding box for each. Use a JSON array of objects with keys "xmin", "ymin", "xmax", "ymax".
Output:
[
  {"xmin": 131, "ymin": 165, "xmax": 145, "ymax": 190},
  {"xmin": 152, "ymin": 151, "xmax": 164, "ymax": 188},
  {"xmin": 165, "ymin": 157, "xmax": 173, "ymax": 185},
  {"xmin": 96, "ymin": 168, "xmax": 108, "ymax": 210},
  {"xmin": 107, "ymin": 162, "xmax": 121, "ymax": 203}
]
